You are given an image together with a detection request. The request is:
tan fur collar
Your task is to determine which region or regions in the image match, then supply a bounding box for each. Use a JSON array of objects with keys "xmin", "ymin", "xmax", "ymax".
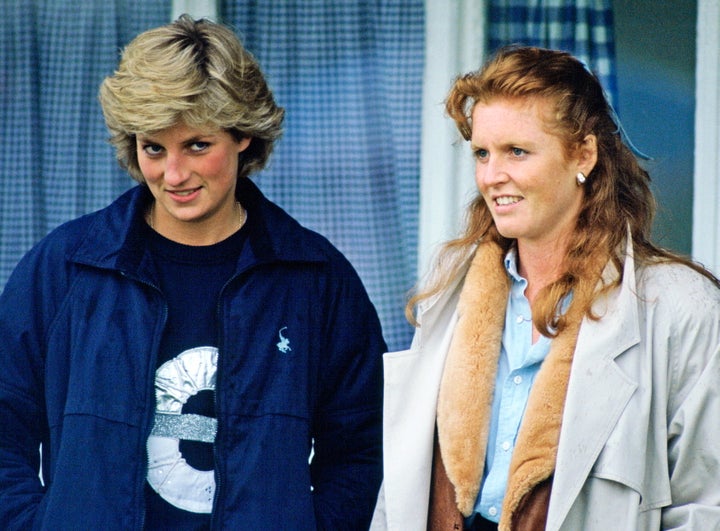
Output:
[
  {"xmin": 436, "ymin": 240, "xmax": 508, "ymax": 515},
  {"xmin": 436, "ymin": 240, "xmax": 590, "ymax": 529}
]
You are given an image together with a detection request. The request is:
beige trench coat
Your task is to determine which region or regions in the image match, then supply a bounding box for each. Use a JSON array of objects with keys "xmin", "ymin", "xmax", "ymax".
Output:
[{"xmin": 372, "ymin": 240, "xmax": 720, "ymax": 530}]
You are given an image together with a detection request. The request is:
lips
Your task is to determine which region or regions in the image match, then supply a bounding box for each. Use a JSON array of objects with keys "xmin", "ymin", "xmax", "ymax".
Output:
[{"xmin": 167, "ymin": 187, "xmax": 202, "ymax": 202}]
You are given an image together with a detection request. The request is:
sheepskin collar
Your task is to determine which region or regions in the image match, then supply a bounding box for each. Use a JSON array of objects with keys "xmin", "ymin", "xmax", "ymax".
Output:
[{"xmin": 435, "ymin": 239, "xmax": 591, "ymax": 530}]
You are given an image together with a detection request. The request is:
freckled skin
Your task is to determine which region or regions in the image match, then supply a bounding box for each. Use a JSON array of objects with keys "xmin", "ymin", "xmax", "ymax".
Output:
[{"xmin": 471, "ymin": 98, "xmax": 592, "ymax": 252}]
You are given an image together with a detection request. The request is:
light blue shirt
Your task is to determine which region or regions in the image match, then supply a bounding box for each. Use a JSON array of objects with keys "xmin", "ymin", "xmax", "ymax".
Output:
[{"xmin": 472, "ymin": 247, "xmax": 551, "ymax": 523}]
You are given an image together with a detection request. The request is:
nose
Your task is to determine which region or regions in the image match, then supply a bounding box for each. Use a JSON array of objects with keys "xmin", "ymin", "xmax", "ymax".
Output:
[
  {"xmin": 475, "ymin": 155, "xmax": 508, "ymax": 190},
  {"xmin": 163, "ymin": 152, "xmax": 190, "ymax": 186}
]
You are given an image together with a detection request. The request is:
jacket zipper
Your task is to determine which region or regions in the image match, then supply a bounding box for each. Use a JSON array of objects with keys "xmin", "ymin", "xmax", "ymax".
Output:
[
  {"xmin": 208, "ymin": 273, "xmax": 236, "ymax": 529},
  {"xmin": 209, "ymin": 269, "xmax": 251, "ymax": 529}
]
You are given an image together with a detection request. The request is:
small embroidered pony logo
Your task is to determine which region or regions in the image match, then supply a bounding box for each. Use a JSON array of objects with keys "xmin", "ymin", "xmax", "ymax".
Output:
[{"xmin": 276, "ymin": 327, "xmax": 291, "ymax": 353}]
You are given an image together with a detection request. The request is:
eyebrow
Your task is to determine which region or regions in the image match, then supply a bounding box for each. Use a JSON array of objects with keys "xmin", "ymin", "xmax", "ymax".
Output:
[
  {"xmin": 470, "ymin": 141, "xmax": 530, "ymax": 150},
  {"xmin": 137, "ymin": 133, "xmax": 216, "ymax": 144}
]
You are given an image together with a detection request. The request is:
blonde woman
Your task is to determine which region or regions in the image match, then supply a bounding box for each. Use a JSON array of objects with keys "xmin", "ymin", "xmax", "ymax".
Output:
[{"xmin": 0, "ymin": 16, "xmax": 384, "ymax": 530}]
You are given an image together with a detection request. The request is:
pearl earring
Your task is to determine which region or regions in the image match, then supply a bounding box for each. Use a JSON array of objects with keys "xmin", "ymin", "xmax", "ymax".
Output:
[{"xmin": 576, "ymin": 172, "xmax": 587, "ymax": 186}]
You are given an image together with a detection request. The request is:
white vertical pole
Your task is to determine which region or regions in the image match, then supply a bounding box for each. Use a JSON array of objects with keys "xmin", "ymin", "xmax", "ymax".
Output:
[
  {"xmin": 171, "ymin": 0, "xmax": 218, "ymax": 21},
  {"xmin": 418, "ymin": 0, "xmax": 485, "ymax": 279},
  {"xmin": 693, "ymin": 0, "xmax": 720, "ymax": 273}
]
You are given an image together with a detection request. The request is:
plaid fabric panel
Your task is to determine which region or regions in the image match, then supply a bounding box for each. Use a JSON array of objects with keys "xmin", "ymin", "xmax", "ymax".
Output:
[
  {"xmin": 488, "ymin": 0, "xmax": 617, "ymax": 104},
  {"xmin": 0, "ymin": 1, "xmax": 169, "ymax": 287},
  {"xmin": 222, "ymin": 1, "xmax": 423, "ymax": 350}
]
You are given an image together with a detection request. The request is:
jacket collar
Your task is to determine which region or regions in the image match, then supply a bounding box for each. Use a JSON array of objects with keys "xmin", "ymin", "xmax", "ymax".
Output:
[{"xmin": 69, "ymin": 178, "xmax": 328, "ymax": 280}]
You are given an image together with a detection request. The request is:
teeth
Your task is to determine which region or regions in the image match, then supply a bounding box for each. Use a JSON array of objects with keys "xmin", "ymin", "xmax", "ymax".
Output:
[{"xmin": 496, "ymin": 196, "xmax": 521, "ymax": 205}]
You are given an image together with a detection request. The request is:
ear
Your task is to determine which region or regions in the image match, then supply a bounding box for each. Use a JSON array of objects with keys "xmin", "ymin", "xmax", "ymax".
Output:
[
  {"xmin": 577, "ymin": 134, "xmax": 598, "ymax": 175},
  {"xmin": 237, "ymin": 137, "xmax": 252, "ymax": 153}
]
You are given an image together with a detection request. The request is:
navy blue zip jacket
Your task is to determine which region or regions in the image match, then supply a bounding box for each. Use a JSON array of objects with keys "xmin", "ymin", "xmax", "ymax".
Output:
[{"xmin": 0, "ymin": 178, "xmax": 385, "ymax": 530}]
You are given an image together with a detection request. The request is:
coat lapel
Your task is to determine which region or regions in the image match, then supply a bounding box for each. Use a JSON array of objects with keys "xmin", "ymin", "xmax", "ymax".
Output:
[{"xmin": 546, "ymin": 243, "xmax": 641, "ymax": 529}]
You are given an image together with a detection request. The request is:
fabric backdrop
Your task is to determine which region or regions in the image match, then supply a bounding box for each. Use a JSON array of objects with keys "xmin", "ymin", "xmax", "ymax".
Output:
[
  {"xmin": 488, "ymin": 0, "xmax": 617, "ymax": 102},
  {"xmin": 0, "ymin": 1, "xmax": 169, "ymax": 292}
]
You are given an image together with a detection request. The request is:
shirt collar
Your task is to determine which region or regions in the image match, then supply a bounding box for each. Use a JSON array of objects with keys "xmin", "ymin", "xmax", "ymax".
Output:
[{"xmin": 504, "ymin": 245, "xmax": 528, "ymax": 295}]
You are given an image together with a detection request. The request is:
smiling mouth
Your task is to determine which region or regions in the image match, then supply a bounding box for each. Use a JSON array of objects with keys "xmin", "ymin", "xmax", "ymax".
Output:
[
  {"xmin": 495, "ymin": 196, "xmax": 522, "ymax": 206},
  {"xmin": 169, "ymin": 188, "xmax": 201, "ymax": 197}
]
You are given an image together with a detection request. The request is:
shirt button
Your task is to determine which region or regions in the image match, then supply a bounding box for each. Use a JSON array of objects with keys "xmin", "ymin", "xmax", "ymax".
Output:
[
  {"xmin": 513, "ymin": 375, "xmax": 523, "ymax": 385},
  {"xmin": 488, "ymin": 506, "xmax": 498, "ymax": 517},
  {"xmin": 515, "ymin": 315, "xmax": 524, "ymax": 324},
  {"xmin": 501, "ymin": 441, "xmax": 511, "ymax": 451}
]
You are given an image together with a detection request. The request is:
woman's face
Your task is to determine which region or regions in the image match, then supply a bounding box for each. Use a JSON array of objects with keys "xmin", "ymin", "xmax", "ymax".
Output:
[
  {"xmin": 471, "ymin": 97, "xmax": 596, "ymax": 253},
  {"xmin": 136, "ymin": 122, "xmax": 250, "ymax": 244}
]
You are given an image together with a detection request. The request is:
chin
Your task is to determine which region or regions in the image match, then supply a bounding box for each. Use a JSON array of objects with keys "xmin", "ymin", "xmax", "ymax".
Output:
[{"xmin": 495, "ymin": 227, "xmax": 520, "ymax": 240}]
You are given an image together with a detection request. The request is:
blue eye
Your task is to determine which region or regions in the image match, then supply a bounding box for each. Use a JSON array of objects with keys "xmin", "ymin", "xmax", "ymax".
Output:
[
  {"xmin": 511, "ymin": 147, "xmax": 527, "ymax": 156},
  {"xmin": 190, "ymin": 141, "xmax": 210, "ymax": 152},
  {"xmin": 474, "ymin": 148, "xmax": 489, "ymax": 160},
  {"xmin": 143, "ymin": 144, "xmax": 163, "ymax": 156}
]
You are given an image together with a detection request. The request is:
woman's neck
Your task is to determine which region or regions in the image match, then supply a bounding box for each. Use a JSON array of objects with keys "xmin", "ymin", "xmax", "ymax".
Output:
[{"xmin": 517, "ymin": 239, "xmax": 567, "ymax": 304}]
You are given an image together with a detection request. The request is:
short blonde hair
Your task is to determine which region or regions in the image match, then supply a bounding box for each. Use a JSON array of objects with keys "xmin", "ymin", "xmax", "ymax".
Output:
[{"xmin": 99, "ymin": 15, "xmax": 284, "ymax": 182}]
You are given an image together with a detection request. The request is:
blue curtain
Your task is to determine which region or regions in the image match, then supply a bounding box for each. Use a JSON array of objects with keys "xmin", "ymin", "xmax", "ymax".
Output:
[
  {"xmin": 0, "ymin": 0, "xmax": 169, "ymax": 286},
  {"xmin": 0, "ymin": 1, "xmax": 422, "ymax": 351},
  {"xmin": 488, "ymin": 0, "xmax": 617, "ymax": 103}
]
